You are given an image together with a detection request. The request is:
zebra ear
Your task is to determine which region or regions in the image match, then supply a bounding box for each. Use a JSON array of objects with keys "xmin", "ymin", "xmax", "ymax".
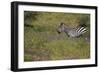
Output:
[{"xmin": 60, "ymin": 22, "xmax": 64, "ymax": 26}]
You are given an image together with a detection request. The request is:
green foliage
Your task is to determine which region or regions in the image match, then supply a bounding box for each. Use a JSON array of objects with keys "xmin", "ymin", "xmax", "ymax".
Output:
[
  {"xmin": 24, "ymin": 11, "xmax": 39, "ymax": 25},
  {"xmin": 24, "ymin": 11, "xmax": 90, "ymax": 61}
]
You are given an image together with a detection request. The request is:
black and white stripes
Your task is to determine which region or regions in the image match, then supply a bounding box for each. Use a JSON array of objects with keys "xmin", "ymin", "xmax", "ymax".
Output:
[{"xmin": 57, "ymin": 23, "xmax": 87, "ymax": 37}]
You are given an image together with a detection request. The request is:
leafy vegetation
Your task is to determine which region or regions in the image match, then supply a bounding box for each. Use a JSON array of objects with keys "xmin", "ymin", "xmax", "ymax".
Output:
[{"xmin": 24, "ymin": 11, "xmax": 90, "ymax": 61}]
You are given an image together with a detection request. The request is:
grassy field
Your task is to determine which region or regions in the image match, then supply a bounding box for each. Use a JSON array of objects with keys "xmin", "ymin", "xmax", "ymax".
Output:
[{"xmin": 24, "ymin": 11, "xmax": 90, "ymax": 61}]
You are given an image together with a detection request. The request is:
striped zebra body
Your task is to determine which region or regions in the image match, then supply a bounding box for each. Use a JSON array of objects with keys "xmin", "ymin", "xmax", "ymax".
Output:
[{"xmin": 57, "ymin": 23, "xmax": 86, "ymax": 38}]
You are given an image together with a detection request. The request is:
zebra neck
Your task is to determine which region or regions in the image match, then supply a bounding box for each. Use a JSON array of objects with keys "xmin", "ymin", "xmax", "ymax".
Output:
[{"xmin": 64, "ymin": 27, "xmax": 70, "ymax": 33}]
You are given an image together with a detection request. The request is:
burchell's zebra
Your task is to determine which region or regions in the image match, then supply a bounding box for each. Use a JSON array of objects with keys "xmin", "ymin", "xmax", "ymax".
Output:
[{"xmin": 57, "ymin": 22, "xmax": 87, "ymax": 38}]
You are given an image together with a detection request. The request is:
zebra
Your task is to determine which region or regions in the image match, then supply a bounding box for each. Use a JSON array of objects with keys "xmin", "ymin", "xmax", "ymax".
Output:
[{"xmin": 57, "ymin": 22, "xmax": 87, "ymax": 38}]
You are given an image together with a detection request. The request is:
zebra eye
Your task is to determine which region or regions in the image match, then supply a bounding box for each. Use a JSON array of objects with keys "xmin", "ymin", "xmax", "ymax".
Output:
[{"xmin": 57, "ymin": 30, "xmax": 61, "ymax": 34}]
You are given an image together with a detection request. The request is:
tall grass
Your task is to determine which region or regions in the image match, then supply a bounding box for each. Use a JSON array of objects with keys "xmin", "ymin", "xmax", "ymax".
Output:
[{"xmin": 24, "ymin": 11, "xmax": 90, "ymax": 61}]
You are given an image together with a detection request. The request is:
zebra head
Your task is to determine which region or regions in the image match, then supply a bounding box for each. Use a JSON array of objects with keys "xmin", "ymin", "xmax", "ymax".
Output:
[{"xmin": 57, "ymin": 22, "xmax": 68, "ymax": 34}]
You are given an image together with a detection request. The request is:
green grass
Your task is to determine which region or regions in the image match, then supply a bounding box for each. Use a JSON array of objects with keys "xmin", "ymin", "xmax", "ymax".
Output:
[{"xmin": 24, "ymin": 11, "xmax": 90, "ymax": 61}]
